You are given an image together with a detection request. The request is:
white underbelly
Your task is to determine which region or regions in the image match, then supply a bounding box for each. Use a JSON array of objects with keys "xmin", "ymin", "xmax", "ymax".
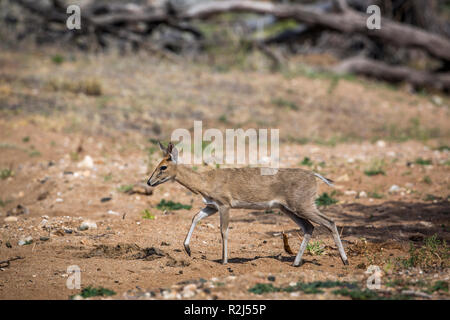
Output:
[{"xmin": 230, "ymin": 200, "xmax": 282, "ymax": 210}]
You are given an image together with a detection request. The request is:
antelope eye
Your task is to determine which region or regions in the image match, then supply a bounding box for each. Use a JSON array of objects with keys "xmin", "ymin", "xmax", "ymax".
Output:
[{"xmin": 160, "ymin": 166, "xmax": 168, "ymax": 171}]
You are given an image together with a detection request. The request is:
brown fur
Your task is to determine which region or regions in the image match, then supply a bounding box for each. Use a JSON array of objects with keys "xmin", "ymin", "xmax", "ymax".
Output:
[{"xmin": 147, "ymin": 142, "xmax": 349, "ymax": 267}]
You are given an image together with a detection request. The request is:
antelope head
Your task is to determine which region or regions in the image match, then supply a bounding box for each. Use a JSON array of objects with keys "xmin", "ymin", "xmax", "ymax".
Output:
[{"xmin": 147, "ymin": 142, "xmax": 178, "ymax": 187}]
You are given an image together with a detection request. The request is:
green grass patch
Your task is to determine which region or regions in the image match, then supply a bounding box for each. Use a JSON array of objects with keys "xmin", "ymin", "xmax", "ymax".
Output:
[
  {"xmin": 364, "ymin": 159, "xmax": 386, "ymax": 176},
  {"xmin": 332, "ymin": 288, "xmax": 410, "ymax": 300},
  {"xmin": 306, "ymin": 241, "xmax": 325, "ymax": 256},
  {"xmin": 415, "ymin": 158, "xmax": 432, "ymax": 165},
  {"xmin": 315, "ymin": 192, "xmax": 338, "ymax": 207},
  {"xmin": 300, "ymin": 157, "xmax": 314, "ymax": 166},
  {"xmin": 398, "ymin": 234, "xmax": 448, "ymax": 270},
  {"xmin": 28, "ymin": 150, "xmax": 41, "ymax": 157},
  {"xmin": 422, "ymin": 175, "xmax": 432, "ymax": 185},
  {"xmin": 142, "ymin": 209, "xmax": 155, "ymax": 220},
  {"xmin": 249, "ymin": 280, "xmax": 358, "ymax": 295},
  {"xmin": 117, "ymin": 185, "xmax": 133, "ymax": 193},
  {"xmin": 51, "ymin": 54, "xmax": 64, "ymax": 65},
  {"xmin": 428, "ymin": 280, "xmax": 448, "ymax": 293},
  {"xmin": 156, "ymin": 199, "xmax": 192, "ymax": 211},
  {"xmin": 368, "ymin": 191, "xmax": 384, "ymax": 199},
  {"xmin": 71, "ymin": 286, "xmax": 116, "ymax": 299},
  {"xmin": 271, "ymin": 98, "xmax": 299, "ymax": 111},
  {"xmin": 0, "ymin": 168, "xmax": 14, "ymax": 180}
]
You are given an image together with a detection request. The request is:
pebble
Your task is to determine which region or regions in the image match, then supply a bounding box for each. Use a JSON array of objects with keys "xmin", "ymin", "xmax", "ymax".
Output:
[
  {"xmin": 55, "ymin": 198, "xmax": 64, "ymax": 203},
  {"xmin": 18, "ymin": 236, "xmax": 33, "ymax": 246},
  {"xmin": 107, "ymin": 210, "xmax": 120, "ymax": 216},
  {"xmin": 162, "ymin": 290, "xmax": 179, "ymax": 299},
  {"xmin": 4, "ymin": 216, "xmax": 18, "ymax": 222},
  {"xmin": 79, "ymin": 220, "xmax": 97, "ymax": 231},
  {"xmin": 182, "ymin": 284, "xmax": 197, "ymax": 298},
  {"xmin": 344, "ymin": 190, "xmax": 357, "ymax": 196},
  {"xmin": 376, "ymin": 140, "xmax": 386, "ymax": 148},
  {"xmin": 389, "ymin": 185, "xmax": 401, "ymax": 193},
  {"xmin": 77, "ymin": 155, "xmax": 94, "ymax": 169},
  {"xmin": 358, "ymin": 191, "xmax": 368, "ymax": 198}
]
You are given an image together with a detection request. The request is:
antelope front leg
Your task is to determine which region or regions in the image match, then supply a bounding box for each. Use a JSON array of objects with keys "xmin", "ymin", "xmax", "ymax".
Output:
[
  {"xmin": 219, "ymin": 206, "xmax": 230, "ymax": 265},
  {"xmin": 184, "ymin": 206, "xmax": 217, "ymax": 256}
]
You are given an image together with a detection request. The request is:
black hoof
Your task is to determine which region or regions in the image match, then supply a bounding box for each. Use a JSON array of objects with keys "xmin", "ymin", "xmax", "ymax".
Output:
[
  {"xmin": 343, "ymin": 259, "xmax": 349, "ymax": 266},
  {"xmin": 184, "ymin": 244, "xmax": 191, "ymax": 257}
]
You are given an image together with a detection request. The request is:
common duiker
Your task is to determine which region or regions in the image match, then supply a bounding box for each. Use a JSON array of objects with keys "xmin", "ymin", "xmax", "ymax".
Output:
[{"xmin": 148, "ymin": 142, "xmax": 348, "ymax": 266}]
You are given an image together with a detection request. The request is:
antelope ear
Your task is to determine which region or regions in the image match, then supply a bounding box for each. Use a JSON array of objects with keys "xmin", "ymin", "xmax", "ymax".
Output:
[
  {"xmin": 168, "ymin": 143, "xmax": 178, "ymax": 163},
  {"xmin": 158, "ymin": 141, "xmax": 167, "ymax": 155}
]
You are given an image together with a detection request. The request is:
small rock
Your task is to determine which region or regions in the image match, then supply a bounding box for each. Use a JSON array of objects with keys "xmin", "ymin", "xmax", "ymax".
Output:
[
  {"xmin": 358, "ymin": 191, "xmax": 367, "ymax": 198},
  {"xmin": 55, "ymin": 198, "xmax": 64, "ymax": 203},
  {"xmin": 268, "ymin": 276, "xmax": 276, "ymax": 282},
  {"xmin": 7, "ymin": 204, "xmax": 29, "ymax": 216},
  {"xmin": 37, "ymin": 191, "xmax": 49, "ymax": 201},
  {"xmin": 40, "ymin": 236, "xmax": 50, "ymax": 241},
  {"xmin": 336, "ymin": 174, "xmax": 350, "ymax": 182},
  {"xmin": 389, "ymin": 185, "xmax": 401, "ymax": 193},
  {"xmin": 4, "ymin": 216, "xmax": 18, "ymax": 223},
  {"xmin": 162, "ymin": 290, "xmax": 178, "ymax": 299},
  {"xmin": 344, "ymin": 190, "xmax": 357, "ymax": 196},
  {"xmin": 101, "ymin": 197, "xmax": 112, "ymax": 203},
  {"xmin": 107, "ymin": 210, "xmax": 120, "ymax": 216},
  {"xmin": 431, "ymin": 95, "xmax": 443, "ymax": 106},
  {"xmin": 79, "ymin": 220, "xmax": 97, "ymax": 231},
  {"xmin": 39, "ymin": 219, "xmax": 48, "ymax": 227},
  {"xmin": 182, "ymin": 284, "xmax": 197, "ymax": 298},
  {"xmin": 376, "ymin": 140, "xmax": 386, "ymax": 148},
  {"xmin": 77, "ymin": 155, "xmax": 94, "ymax": 169},
  {"xmin": 18, "ymin": 236, "xmax": 33, "ymax": 246}
]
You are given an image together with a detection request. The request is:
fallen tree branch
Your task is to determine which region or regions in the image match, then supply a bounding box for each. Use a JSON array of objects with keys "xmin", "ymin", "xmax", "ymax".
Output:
[
  {"xmin": 334, "ymin": 56, "xmax": 450, "ymax": 91},
  {"xmin": 0, "ymin": 256, "xmax": 24, "ymax": 268},
  {"xmin": 182, "ymin": 0, "xmax": 450, "ymax": 62}
]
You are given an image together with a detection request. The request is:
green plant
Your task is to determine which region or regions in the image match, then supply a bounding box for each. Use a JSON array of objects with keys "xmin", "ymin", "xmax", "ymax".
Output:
[
  {"xmin": 428, "ymin": 281, "xmax": 448, "ymax": 293},
  {"xmin": 300, "ymin": 157, "xmax": 314, "ymax": 166},
  {"xmin": 399, "ymin": 234, "xmax": 448, "ymax": 270},
  {"xmin": 422, "ymin": 176, "xmax": 432, "ymax": 184},
  {"xmin": 156, "ymin": 199, "xmax": 192, "ymax": 211},
  {"xmin": 248, "ymin": 280, "xmax": 358, "ymax": 295},
  {"xmin": 29, "ymin": 150, "xmax": 41, "ymax": 157},
  {"xmin": 118, "ymin": 185, "xmax": 134, "ymax": 193},
  {"xmin": 218, "ymin": 114, "xmax": 228, "ymax": 123},
  {"xmin": 364, "ymin": 159, "xmax": 385, "ymax": 176},
  {"xmin": 22, "ymin": 136, "xmax": 30, "ymax": 143},
  {"xmin": 142, "ymin": 209, "xmax": 155, "ymax": 220},
  {"xmin": 103, "ymin": 174, "xmax": 113, "ymax": 182},
  {"xmin": 0, "ymin": 168, "xmax": 13, "ymax": 180},
  {"xmin": 271, "ymin": 98, "xmax": 299, "ymax": 111},
  {"xmin": 72, "ymin": 286, "xmax": 116, "ymax": 299},
  {"xmin": 315, "ymin": 192, "xmax": 338, "ymax": 206},
  {"xmin": 368, "ymin": 191, "xmax": 384, "ymax": 199},
  {"xmin": 51, "ymin": 54, "xmax": 64, "ymax": 65},
  {"xmin": 307, "ymin": 241, "xmax": 325, "ymax": 256},
  {"xmin": 415, "ymin": 158, "xmax": 432, "ymax": 165}
]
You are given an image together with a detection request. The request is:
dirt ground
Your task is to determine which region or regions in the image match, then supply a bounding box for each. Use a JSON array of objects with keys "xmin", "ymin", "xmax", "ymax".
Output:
[{"xmin": 0, "ymin": 49, "xmax": 449, "ymax": 300}]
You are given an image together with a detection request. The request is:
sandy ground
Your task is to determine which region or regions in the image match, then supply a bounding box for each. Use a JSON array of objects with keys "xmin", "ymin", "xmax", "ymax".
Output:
[{"xmin": 0, "ymin": 49, "xmax": 449, "ymax": 300}]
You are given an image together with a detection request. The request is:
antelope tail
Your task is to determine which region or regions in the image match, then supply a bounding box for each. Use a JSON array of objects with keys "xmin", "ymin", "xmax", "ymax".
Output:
[{"xmin": 313, "ymin": 172, "xmax": 334, "ymax": 187}]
